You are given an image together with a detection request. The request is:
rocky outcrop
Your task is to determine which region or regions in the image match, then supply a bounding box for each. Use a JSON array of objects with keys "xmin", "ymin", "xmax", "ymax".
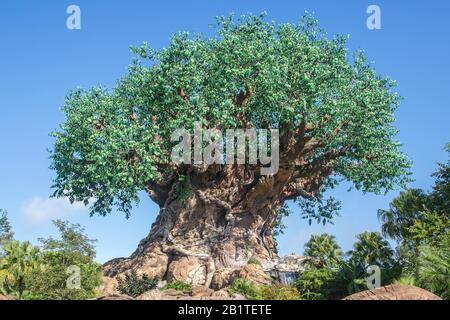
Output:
[
  {"xmin": 262, "ymin": 253, "xmax": 308, "ymax": 284},
  {"xmin": 97, "ymin": 294, "xmax": 136, "ymax": 300},
  {"xmin": 135, "ymin": 287, "xmax": 243, "ymax": 300},
  {"xmin": 343, "ymin": 285, "xmax": 442, "ymax": 300},
  {"xmin": 210, "ymin": 263, "xmax": 271, "ymax": 290}
]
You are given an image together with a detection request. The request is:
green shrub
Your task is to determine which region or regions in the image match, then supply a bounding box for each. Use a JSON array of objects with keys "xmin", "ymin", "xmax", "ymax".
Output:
[
  {"xmin": 117, "ymin": 270, "xmax": 158, "ymax": 297},
  {"xmin": 295, "ymin": 267, "xmax": 335, "ymax": 300},
  {"xmin": 247, "ymin": 257, "xmax": 262, "ymax": 266},
  {"xmin": 163, "ymin": 281, "xmax": 192, "ymax": 293},
  {"xmin": 227, "ymin": 278, "xmax": 261, "ymax": 300},
  {"xmin": 259, "ymin": 284, "xmax": 301, "ymax": 300}
]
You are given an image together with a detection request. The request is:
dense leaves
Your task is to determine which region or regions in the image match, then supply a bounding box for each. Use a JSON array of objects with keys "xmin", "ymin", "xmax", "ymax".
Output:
[
  {"xmin": 117, "ymin": 270, "xmax": 158, "ymax": 297},
  {"xmin": 303, "ymin": 233, "xmax": 342, "ymax": 267},
  {"xmin": 0, "ymin": 209, "xmax": 14, "ymax": 249},
  {"xmin": 25, "ymin": 220, "xmax": 103, "ymax": 300},
  {"xmin": 0, "ymin": 220, "xmax": 102, "ymax": 300},
  {"xmin": 51, "ymin": 13, "xmax": 410, "ymax": 218}
]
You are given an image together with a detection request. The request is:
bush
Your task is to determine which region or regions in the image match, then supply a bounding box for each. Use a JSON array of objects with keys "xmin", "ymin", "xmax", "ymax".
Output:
[
  {"xmin": 259, "ymin": 284, "xmax": 301, "ymax": 300},
  {"xmin": 295, "ymin": 267, "xmax": 335, "ymax": 300},
  {"xmin": 117, "ymin": 270, "xmax": 158, "ymax": 297},
  {"xmin": 163, "ymin": 281, "xmax": 192, "ymax": 293},
  {"xmin": 247, "ymin": 257, "xmax": 262, "ymax": 266},
  {"xmin": 24, "ymin": 220, "xmax": 103, "ymax": 300},
  {"xmin": 227, "ymin": 279, "xmax": 261, "ymax": 300}
]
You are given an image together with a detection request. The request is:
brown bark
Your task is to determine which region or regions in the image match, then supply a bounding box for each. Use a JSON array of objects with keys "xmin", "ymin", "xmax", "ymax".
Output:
[
  {"xmin": 104, "ymin": 119, "xmax": 350, "ymax": 286},
  {"xmin": 103, "ymin": 165, "xmax": 283, "ymax": 286}
]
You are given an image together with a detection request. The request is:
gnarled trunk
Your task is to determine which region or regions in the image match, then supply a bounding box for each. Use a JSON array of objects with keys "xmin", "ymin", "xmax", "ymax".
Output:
[{"xmin": 103, "ymin": 165, "xmax": 284, "ymax": 286}]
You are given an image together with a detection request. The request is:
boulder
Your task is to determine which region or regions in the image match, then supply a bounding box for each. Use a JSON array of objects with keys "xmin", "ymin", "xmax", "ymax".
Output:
[
  {"xmin": 191, "ymin": 286, "xmax": 214, "ymax": 297},
  {"xmin": 138, "ymin": 288, "xmax": 190, "ymax": 300},
  {"xmin": 343, "ymin": 285, "xmax": 442, "ymax": 300},
  {"xmin": 167, "ymin": 256, "xmax": 207, "ymax": 286},
  {"xmin": 101, "ymin": 276, "xmax": 119, "ymax": 296},
  {"xmin": 97, "ymin": 294, "xmax": 135, "ymax": 300},
  {"xmin": 211, "ymin": 268, "xmax": 237, "ymax": 290},
  {"xmin": 236, "ymin": 264, "xmax": 271, "ymax": 285}
]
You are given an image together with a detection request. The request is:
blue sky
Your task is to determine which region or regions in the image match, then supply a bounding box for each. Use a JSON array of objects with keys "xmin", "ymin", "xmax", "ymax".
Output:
[{"xmin": 0, "ymin": 1, "xmax": 449, "ymax": 263}]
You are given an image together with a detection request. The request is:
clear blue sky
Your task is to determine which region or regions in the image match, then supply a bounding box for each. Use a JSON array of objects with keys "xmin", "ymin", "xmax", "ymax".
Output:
[{"xmin": 0, "ymin": 1, "xmax": 449, "ymax": 263}]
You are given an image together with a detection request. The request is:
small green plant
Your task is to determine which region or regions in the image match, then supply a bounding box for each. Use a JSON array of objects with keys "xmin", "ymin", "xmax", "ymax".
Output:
[
  {"xmin": 174, "ymin": 175, "xmax": 194, "ymax": 203},
  {"xmin": 116, "ymin": 270, "xmax": 158, "ymax": 297},
  {"xmin": 227, "ymin": 278, "xmax": 261, "ymax": 300},
  {"xmin": 247, "ymin": 257, "xmax": 262, "ymax": 266},
  {"xmin": 259, "ymin": 284, "xmax": 301, "ymax": 300},
  {"xmin": 163, "ymin": 280, "xmax": 192, "ymax": 293}
]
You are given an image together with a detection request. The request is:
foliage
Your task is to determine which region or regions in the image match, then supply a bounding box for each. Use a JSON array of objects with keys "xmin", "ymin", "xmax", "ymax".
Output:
[
  {"xmin": 24, "ymin": 220, "xmax": 103, "ymax": 300},
  {"xmin": 173, "ymin": 175, "xmax": 194, "ymax": 203},
  {"xmin": 295, "ymin": 266, "xmax": 335, "ymax": 300},
  {"xmin": 303, "ymin": 233, "xmax": 343, "ymax": 267},
  {"xmin": 259, "ymin": 284, "xmax": 301, "ymax": 300},
  {"xmin": 377, "ymin": 189, "xmax": 428, "ymax": 244},
  {"xmin": 296, "ymin": 196, "xmax": 341, "ymax": 226},
  {"xmin": 377, "ymin": 144, "xmax": 449, "ymax": 299},
  {"xmin": 347, "ymin": 232, "xmax": 395, "ymax": 269},
  {"xmin": 296, "ymin": 259, "xmax": 371, "ymax": 300},
  {"xmin": 0, "ymin": 209, "xmax": 14, "ymax": 250},
  {"xmin": 402, "ymin": 235, "xmax": 450, "ymax": 299},
  {"xmin": 407, "ymin": 209, "xmax": 449, "ymax": 247},
  {"xmin": 378, "ymin": 145, "xmax": 449, "ymax": 250},
  {"xmin": 163, "ymin": 280, "xmax": 192, "ymax": 293},
  {"xmin": 0, "ymin": 241, "xmax": 40, "ymax": 300},
  {"xmin": 50, "ymin": 13, "xmax": 410, "ymax": 220},
  {"xmin": 247, "ymin": 257, "xmax": 262, "ymax": 266},
  {"xmin": 273, "ymin": 203, "xmax": 291, "ymax": 241},
  {"xmin": 117, "ymin": 270, "xmax": 158, "ymax": 297},
  {"xmin": 227, "ymin": 278, "xmax": 261, "ymax": 300}
]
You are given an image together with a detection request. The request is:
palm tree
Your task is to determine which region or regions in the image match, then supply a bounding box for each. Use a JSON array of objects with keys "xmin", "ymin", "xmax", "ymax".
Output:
[
  {"xmin": 347, "ymin": 232, "xmax": 394, "ymax": 268},
  {"xmin": 377, "ymin": 189, "xmax": 427, "ymax": 243},
  {"xmin": 0, "ymin": 240, "xmax": 40, "ymax": 299},
  {"xmin": 304, "ymin": 234, "xmax": 343, "ymax": 267},
  {"xmin": 415, "ymin": 235, "xmax": 450, "ymax": 299}
]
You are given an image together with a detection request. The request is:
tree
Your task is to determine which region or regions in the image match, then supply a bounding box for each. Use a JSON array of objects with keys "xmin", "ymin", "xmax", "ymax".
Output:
[
  {"xmin": 413, "ymin": 235, "xmax": 450, "ymax": 299},
  {"xmin": 348, "ymin": 232, "xmax": 395, "ymax": 268},
  {"xmin": 50, "ymin": 14, "xmax": 410, "ymax": 284},
  {"xmin": 0, "ymin": 241, "xmax": 40, "ymax": 300},
  {"xmin": 0, "ymin": 209, "xmax": 14, "ymax": 249},
  {"xmin": 25, "ymin": 220, "xmax": 102, "ymax": 300},
  {"xmin": 377, "ymin": 189, "xmax": 428, "ymax": 245},
  {"xmin": 378, "ymin": 144, "xmax": 449, "ymax": 248},
  {"xmin": 303, "ymin": 234, "xmax": 342, "ymax": 267}
]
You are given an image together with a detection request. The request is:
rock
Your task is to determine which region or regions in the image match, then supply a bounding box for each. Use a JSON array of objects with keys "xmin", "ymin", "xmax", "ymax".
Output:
[
  {"xmin": 211, "ymin": 289, "xmax": 231, "ymax": 299},
  {"xmin": 101, "ymin": 276, "xmax": 119, "ymax": 296},
  {"xmin": 262, "ymin": 253, "xmax": 308, "ymax": 284},
  {"xmin": 167, "ymin": 256, "xmax": 207, "ymax": 286},
  {"xmin": 211, "ymin": 264, "xmax": 271, "ymax": 290},
  {"xmin": 138, "ymin": 289, "xmax": 190, "ymax": 300},
  {"xmin": 211, "ymin": 268, "xmax": 237, "ymax": 290},
  {"xmin": 97, "ymin": 294, "xmax": 135, "ymax": 300},
  {"xmin": 0, "ymin": 294, "xmax": 12, "ymax": 300},
  {"xmin": 191, "ymin": 286, "xmax": 214, "ymax": 297},
  {"xmin": 343, "ymin": 285, "xmax": 442, "ymax": 300},
  {"xmin": 237, "ymin": 264, "xmax": 271, "ymax": 286}
]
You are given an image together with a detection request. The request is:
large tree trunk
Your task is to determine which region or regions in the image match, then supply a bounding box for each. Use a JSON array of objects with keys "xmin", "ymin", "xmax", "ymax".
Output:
[{"xmin": 103, "ymin": 165, "xmax": 285, "ymax": 287}]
